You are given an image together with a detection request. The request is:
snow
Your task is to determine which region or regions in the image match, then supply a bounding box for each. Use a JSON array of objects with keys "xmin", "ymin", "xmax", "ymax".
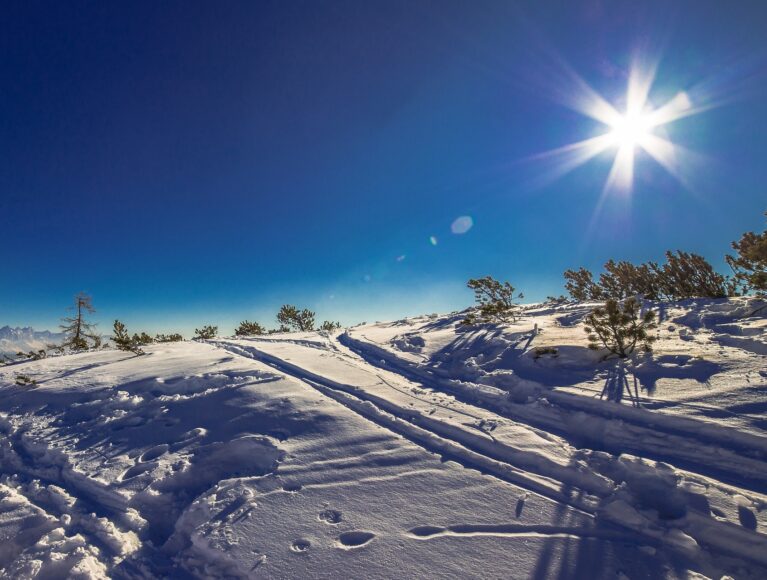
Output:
[
  {"xmin": 0, "ymin": 326, "xmax": 63, "ymax": 357},
  {"xmin": 0, "ymin": 297, "xmax": 765, "ymax": 578}
]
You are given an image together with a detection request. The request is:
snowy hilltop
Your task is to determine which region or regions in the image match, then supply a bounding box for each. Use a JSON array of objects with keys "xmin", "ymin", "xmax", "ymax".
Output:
[
  {"xmin": 0, "ymin": 298, "xmax": 766, "ymax": 578},
  {"xmin": 0, "ymin": 326, "xmax": 63, "ymax": 357}
]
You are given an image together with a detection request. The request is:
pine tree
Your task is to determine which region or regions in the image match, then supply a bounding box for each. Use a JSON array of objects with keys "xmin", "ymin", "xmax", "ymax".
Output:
[
  {"xmin": 234, "ymin": 320, "xmax": 266, "ymax": 336},
  {"xmin": 113, "ymin": 320, "xmax": 144, "ymax": 355},
  {"xmin": 654, "ymin": 251, "xmax": 730, "ymax": 300},
  {"xmin": 462, "ymin": 276, "xmax": 521, "ymax": 324},
  {"xmin": 132, "ymin": 332, "xmax": 154, "ymax": 346},
  {"xmin": 194, "ymin": 325, "xmax": 218, "ymax": 340},
  {"xmin": 155, "ymin": 333, "xmax": 183, "ymax": 343},
  {"xmin": 727, "ymin": 211, "xmax": 767, "ymax": 296},
  {"xmin": 564, "ymin": 268, "xmax": 603, "ymax": 301},
  {"xmin": 60, "ymin": 292, "xmax": 99, "ymax": 352},
  {"xmin": 584, "ymin": 297, "xmax": 657, "ymax": 358},
  {"xmin": 599, "ymin": 260, "xmax": 661, "ymax": 300},
  {"xmin": 319, "ymin": 320, "xmax": 342, "ymax": 332},
  {"xmin": 276, "ymin": 305, "xmax": 315, "ymax": 331}
]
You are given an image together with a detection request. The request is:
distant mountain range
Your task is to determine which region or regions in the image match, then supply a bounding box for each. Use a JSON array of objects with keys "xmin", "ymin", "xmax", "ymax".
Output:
[{"xmin": 0, "ymin": 326, "xmax": 64, "ymax": 355}]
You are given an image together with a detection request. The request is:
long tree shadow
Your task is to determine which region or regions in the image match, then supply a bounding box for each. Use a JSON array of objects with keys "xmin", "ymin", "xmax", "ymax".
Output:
[{"xmin": 600, "ymin": 363, "xmax": 640, "ymax": 406}]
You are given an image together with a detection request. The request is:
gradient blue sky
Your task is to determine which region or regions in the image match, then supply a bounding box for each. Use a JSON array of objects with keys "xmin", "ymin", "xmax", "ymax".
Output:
[{"xmin": 3, "ymin": 1, "xmax": 766, "ymax": 335}]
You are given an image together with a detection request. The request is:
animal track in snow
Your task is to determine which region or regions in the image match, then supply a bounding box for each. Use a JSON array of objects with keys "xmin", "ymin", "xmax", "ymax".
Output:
[
  {"xmin": 337, "ymin": 531, "xmax": 375, "ymax": 548},
  {"xmin": 318, "ymin": 509, "xmax": 342, "ymax": 524}
]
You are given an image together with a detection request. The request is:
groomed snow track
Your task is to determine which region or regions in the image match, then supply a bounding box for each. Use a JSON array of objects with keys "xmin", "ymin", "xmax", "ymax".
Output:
[{"xmin": 213, "ymin": 334, "xmax": 767, "ymax": 574}]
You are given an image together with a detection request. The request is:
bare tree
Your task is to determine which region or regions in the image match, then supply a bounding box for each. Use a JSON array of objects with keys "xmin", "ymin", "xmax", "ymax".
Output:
[{"xmin": 60, "ymin": 292, "xmax": 99, "ymax": 351}]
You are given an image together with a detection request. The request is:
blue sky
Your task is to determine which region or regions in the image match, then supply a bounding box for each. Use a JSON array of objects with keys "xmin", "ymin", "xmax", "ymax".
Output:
[{"xmin": 2, "ymin": 1, "xmax": 766, "ymax": 336}]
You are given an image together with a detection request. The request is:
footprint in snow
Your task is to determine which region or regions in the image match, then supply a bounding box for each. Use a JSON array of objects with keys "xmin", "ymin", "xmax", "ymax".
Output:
[
  {"xmin": 337, "ymin": 531, "xmax": 375, "ymax": 549},
  {"xmin": 140, "ymin": 444, "xmax": 169, "ymax": 462},
  {"xmin": 291, "ymin": 539, "xmax": 311, "ymax": 553},
  {"xmin": 282, "ymin": 481, "xmax": 302, "ymax": 493},
  {"xmin": 318, "ymin": 509, "xmax": 342, "ymax": 524},
  {"xmin": 121, "ymin": 461, "xmax": 156, "ymax": 481}
]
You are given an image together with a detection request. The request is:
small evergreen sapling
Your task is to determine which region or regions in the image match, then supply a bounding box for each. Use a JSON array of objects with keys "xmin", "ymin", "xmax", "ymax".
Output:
[
  {"xmin": 155, "ymin": 333, "xmax": 183, "ymax": 342},
  {"xmin": 113, "ymin": 320, "xmax": 144, "ymax": 355},
  {"xmin": 319, "ymin": 320, "xmax": 342, "ymax": 332},
  {"xmin": 235, "ymin": 320, "xmax": 266, "ymax": 336},
  {"xmin": 462, "ymin": 276, "xmax": 522, "ymax": 325},
  {"xmin": 584, "ymin": 297, "xmax": 657, "ymax": 358},
  {"xmin": 132, "ymin": 332, "xmax": 154, "ymax": 346},
  {"xmin": 194, "ymin": 325, "xmax": 218, "ymax": 340},
  {"xmin": 276, "ymin": 305, "xmax": 315, "ymax": 331}
]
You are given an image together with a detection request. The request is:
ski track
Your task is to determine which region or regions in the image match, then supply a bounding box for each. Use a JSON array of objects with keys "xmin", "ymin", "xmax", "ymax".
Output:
[
  {"xmin": 338, "ymin": 331, "xmax": 767, "ymax": 492},
  {"xmin": 212, "ymin": 336, "xmax": 767, "ymax": 571},
  {"xmin": 1, "ymin": 301, "xmax": 765, "ymax": 578}
]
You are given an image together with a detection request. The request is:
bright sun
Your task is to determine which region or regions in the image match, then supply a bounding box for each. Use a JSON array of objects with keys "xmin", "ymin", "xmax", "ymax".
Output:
[{"xmin": 608, "ymin": 109, "xmax": 655, "ymax": 150}]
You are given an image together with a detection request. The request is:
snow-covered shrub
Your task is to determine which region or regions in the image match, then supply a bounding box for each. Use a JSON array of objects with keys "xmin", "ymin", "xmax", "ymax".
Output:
[
  {"xmin": 727, "ymin": 211, "xmax": 767, "ymax": 296},
  {"xmin": 276, "ymin": 305, "xmax": 315, "ymax": 331},
  {"xmin": 234, "ymin": 320, "xmax": 265, "ymax": 336},
  {"xmin": 462, "ymin": 276, "xmax": 522, "ymax": 325},
  {"xmin": 584, "ymin": 298, "xmax": 657, "ymax": 358},
  {"xmin": 194, "ymin": 325, "xmax": 218, "ymax": 340}
]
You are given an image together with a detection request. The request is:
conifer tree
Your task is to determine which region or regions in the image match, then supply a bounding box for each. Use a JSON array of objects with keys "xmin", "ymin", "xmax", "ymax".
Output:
[
  {"xmin": 113, "ymin": 320, "xmax": 144, "ymax": 355},
  {"xmin": 653, "ymin": 251, "xmax": 730, "ymax": 300},
  {"xmin": 599, "ymin": 260, "xmax": 661, "ymax": 300},
  {"xmin": 60, "ymin": 292, "xmax": 99, "ymax": 352},
  {"xmin": 584, "ymin": 297, "xmax": 657, "ymax": 358},
  {"xmin": 235, "ymin": 320, "xmax": 266, "ymax": 336},
  {"xmin": 319, "ymin": 320, "xmax": 342, "ymax": 332},
  {"xmin": 276, "ymin": 305, "xmax": 315, "ymax": 331},
  {"xmin": 194, "ymin": 325, "xmax": 218, "ymax": 340},
  {"xmin": 462, "ymin": 276, "xmax": 521, "ymax": 324},
  {"xmin": 132, "ymin": 332, "xmax": 154, "ymax": 346},
  {"xmin": 727, "ymin": 211, "xmax": 767, "ymax": 296},
  {"xmin": 155, "ymin": 333, "xmax": 183, "ymax": 342},
  {"xmin": 564, "ymin": 268, "xmax": 603, "ymax": 301}
]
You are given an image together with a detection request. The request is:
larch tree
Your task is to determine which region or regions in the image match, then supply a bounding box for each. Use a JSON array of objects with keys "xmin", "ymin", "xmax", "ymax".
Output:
[{"xmin": 60, "ymin": 292, "xmax": 99, "ymax": 352}]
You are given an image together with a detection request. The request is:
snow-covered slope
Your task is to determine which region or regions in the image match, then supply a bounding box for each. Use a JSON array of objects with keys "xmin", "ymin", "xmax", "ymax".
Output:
[
  {"xmin": 0, "ymin": 326, "xmax": 63, "ymax": 356},
  {"xmin": 0, "ymin": 298, "xmax": 765, "ymax": 578}
]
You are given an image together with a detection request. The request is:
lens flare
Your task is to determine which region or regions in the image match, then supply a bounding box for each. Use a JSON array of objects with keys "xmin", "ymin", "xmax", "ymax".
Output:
[{"xmin": 451, "ymin": 216, "xmax": 474, "ymax": 234}]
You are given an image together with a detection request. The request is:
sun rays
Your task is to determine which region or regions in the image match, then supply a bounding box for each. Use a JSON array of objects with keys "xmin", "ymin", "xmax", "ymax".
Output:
[{"xmin": 545, "ymin": 65, "xmax": 698, "ymax": 197}]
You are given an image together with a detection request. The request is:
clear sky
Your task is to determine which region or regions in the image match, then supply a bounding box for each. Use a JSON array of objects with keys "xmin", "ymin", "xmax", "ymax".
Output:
[{"xmin": 2, "ymin": 1, "xmax": 766, "ymax": 336}]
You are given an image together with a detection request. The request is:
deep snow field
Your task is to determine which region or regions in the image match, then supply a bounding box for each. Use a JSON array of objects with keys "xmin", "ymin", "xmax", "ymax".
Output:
[{"xmin": 0, "ymin": 298, "xmax": 766, "ymax": 579}]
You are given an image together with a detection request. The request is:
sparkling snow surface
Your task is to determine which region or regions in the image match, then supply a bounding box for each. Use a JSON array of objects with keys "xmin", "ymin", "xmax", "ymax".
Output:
[{"xmin": 1, "ymin": 298, "xmax": 766, "ymax": 578}]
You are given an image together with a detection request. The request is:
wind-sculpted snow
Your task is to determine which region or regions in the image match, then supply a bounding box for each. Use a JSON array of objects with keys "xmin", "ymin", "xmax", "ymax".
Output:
[{"xmin": 0, "ymin": 298, "xmax": 765, "ymax": 578}]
